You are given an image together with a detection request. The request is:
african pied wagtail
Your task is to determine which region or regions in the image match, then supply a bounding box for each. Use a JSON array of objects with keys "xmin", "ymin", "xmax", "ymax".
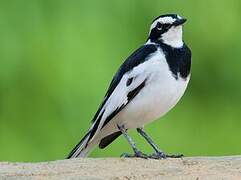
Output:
[{"xmin": 67, "ymin": 14, "xmax": 191, "ymax": 159}]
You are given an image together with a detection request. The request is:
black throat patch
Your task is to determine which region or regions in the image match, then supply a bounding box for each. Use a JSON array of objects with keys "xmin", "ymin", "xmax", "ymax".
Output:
[{"xmin": 158, "ymin": 42, "xmax": 191, "ymax": 80}]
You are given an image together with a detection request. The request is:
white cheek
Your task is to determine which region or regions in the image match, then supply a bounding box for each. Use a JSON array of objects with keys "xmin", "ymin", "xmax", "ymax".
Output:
[
  {"xmin": 161, "ymin": 26, "xmax": 183, "ymax": 48},
  {"xmin": 166, "ymin": 28, "xmax": 176, "ymax": 38}
]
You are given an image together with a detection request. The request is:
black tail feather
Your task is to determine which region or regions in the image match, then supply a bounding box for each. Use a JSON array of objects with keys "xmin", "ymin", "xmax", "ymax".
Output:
[
  {"xmin": 99, "ymin": 131, "xmax": 122, "ymax": 149},
  {"xmin": 67, "ymin": 131, "xmax": 91, "ymax": 159}
]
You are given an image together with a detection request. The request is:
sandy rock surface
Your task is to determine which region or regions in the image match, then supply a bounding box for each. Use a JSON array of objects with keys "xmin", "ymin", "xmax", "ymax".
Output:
[{"xmin": 0, "ymin": 156, "xmax": 241, "ymax": 179}]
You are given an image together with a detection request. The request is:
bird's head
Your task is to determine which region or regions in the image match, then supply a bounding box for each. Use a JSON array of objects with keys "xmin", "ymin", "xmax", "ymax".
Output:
[{"xmin": 148, "ymin": 14, "xmax": 187, "ymax": 48}]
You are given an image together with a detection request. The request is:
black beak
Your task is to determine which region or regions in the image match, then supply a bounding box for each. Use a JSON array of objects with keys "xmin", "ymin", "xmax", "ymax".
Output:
[{"xmin": 173, "ymin": 18, "xmax": 187, "ymax": 26}]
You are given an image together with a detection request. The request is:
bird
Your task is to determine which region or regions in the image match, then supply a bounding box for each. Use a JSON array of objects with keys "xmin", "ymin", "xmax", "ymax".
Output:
[{"xmin": 67, "ymin": 14, "xmax": 191, "ymax": 159}]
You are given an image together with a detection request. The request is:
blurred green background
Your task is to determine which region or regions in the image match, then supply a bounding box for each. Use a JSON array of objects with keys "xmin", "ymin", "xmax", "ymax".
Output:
[{"xmin": 0, "ymin": 0, "xmax": 241, "ymax": 162}]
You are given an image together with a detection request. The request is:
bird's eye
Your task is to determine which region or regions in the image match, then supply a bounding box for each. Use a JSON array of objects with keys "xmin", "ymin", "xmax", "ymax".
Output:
[{"xmin": 156, "ymin": 22, "xmax": 163, "ymax": 30}]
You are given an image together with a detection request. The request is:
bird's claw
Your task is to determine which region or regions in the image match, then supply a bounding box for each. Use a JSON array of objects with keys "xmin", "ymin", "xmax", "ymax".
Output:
[
  {"xmin": 121, "ymin": 151, "xmax": 149, "ymax": 159},
  {"xmin": 149, "ymin": 152, "xmax": 184, "ymax": 159},
  {"xmin": 121, "ymin": 151, "xmax": 183, "ymax": 160},
  {"xmin": 165, "ymin": 153, "xmax": 184, "ymax": 158}
]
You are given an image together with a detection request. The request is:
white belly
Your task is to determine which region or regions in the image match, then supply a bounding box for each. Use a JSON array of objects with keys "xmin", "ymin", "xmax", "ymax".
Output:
[
  {"xmin": 91, "ymin": 49, "xmax": 190, "ymax": 143},
  {"xmin": 119, "ymin": 76, "xmax": 189, "ymax": 129},
  {"xmin": 115, "ymin": 57, "xmax": 190, "ymax": 129}
]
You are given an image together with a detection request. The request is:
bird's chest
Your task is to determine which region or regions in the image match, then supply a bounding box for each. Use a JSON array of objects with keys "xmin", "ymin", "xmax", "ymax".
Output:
[
  {"xmin": 119, "ymin": 54, "xmax": 190, "ymax": 128},
  {"xmin": 142, "ymin": 57, "xmax": 189, "ymax": 115}
]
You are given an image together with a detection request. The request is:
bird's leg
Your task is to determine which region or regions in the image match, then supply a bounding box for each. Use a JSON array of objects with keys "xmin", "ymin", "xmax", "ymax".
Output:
[
  {"xmin": 137, "ymin": 128, "xmax": 183, "ymax": 159},
  {"xmin": 117, "ymin": 125, "xmax": 148, "ymax": 159}
]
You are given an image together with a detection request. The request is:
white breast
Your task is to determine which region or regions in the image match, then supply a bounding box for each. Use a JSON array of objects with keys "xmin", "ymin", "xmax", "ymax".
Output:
[{"xmin": 116, "ymin": 49, "xmax": 190, "ymax": 129}]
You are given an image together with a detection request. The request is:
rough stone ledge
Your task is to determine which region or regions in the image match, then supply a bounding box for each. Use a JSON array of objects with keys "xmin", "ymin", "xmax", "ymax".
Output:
[{"xmin": 0, "ymin": 156, "xmax": 241, "ymax": 180}]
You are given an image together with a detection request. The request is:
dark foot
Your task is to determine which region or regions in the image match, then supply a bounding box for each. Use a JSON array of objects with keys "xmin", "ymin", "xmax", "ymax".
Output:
[
  {"xmin": 148, "ymin": 152, "xmax": 184, "ymax": 159},
  {"xmin": 166, "ymin": 153, "xmax": 184, "ymax": 158},
  {"xmin": 120, "ymin": 151, "xmax": 148, "ymax": 159}
]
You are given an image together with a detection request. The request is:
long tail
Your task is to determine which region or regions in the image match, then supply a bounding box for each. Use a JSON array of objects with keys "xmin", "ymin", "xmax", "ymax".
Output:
[{"xmin": 67, "ymin": 131, "xmax": 93, "ymax": 158}]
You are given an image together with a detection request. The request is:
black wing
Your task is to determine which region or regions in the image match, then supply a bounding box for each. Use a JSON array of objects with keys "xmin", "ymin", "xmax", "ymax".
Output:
[{"xmin": 88, "ymin": 44, "xmax": 157, "ymax": 142}]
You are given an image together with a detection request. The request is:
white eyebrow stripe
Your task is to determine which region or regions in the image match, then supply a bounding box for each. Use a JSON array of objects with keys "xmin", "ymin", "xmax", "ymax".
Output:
[
  {"xmin": 157, "ymin": 17, "xmax": 176, "ymax": 24},
  {"xmin": 149, "ymin": 16, "xmax": 176, "ymax": 33}
]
